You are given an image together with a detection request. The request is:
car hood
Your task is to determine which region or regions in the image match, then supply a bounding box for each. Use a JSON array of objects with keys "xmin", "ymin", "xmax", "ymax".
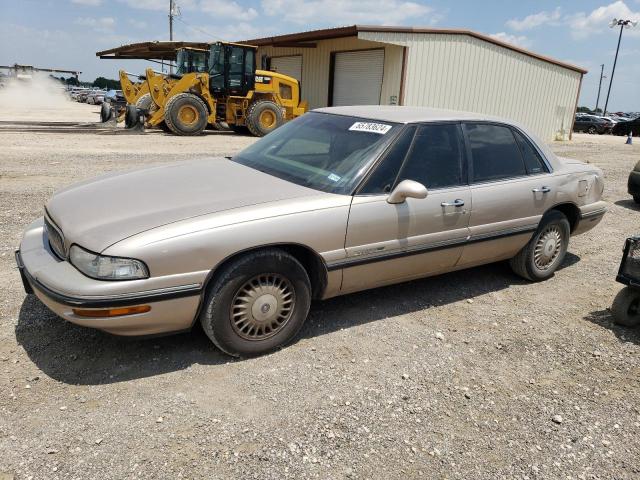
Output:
[{"xmin": 46, "ymin": 158, "xmax": 319, "ymax": 253}]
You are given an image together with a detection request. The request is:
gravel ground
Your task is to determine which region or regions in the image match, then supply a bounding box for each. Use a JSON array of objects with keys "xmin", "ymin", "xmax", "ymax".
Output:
[{"xmin": 1, "ymin": 101, "xmax": 639, "ymax": 480}]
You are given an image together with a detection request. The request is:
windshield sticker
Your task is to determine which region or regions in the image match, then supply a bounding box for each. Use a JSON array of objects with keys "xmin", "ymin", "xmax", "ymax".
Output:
[
  {"xmin": 349, "ymin": 122, "xmax": 392, "ymax": 135},
  {"xmin": 328, "ymin": 173, "xmax": 341, "ymax": 182}
]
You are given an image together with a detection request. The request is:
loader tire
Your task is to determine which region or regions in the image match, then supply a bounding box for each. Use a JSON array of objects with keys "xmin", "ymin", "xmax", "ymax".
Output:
[
  {"xmin": 100, "ymin": 102, "xmax": 112, "ymax": 123},
  {"xmin": 247, "ymin": 100, "xmax": 283, "ymax": 137},
  {"xmin": 164, "ymin": 93, "xmax": 208, "ymax": 136},
  {"xmin": 135, "ymin": 93, "xmax": 153, "ymax": 112},
  {"xmin": 124, "ymin": 105, "xmax": 140, "ymax": 129}
]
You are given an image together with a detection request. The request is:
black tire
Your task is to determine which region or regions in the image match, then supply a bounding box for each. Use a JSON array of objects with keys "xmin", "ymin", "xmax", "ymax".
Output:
[
  {"xmin": 633, "ymin": 195, "xmax": 640, "ymax": 205},
  {"xmin": 509, "ymin": 210, "xmax": 570, "ymax": 282},
  {"xmin": 588, "ymin": 126, "xmax": 597, "ymax": 134},
  {"xmin": 135, "ymin": 93, "xmax": 153, "ymax": 112},
  {"xmin": 100, "ymin": 102, "xmax": 112, "ymax": 123},
  {"xmin": 611, "ymin": 287, "xmax": 640, "ymax": 327},
  {"xmin": 124, "ymin": 104, "xmax": 140, "ymax": 129},
  {"xmin": 246, "ymin": 100, "xmax": 283, "ymax": 137},
  {"xmin": 164, "ymin": 93, "xmax": 209, "ymax": 136},
  {"xmin": 199, "ymin": 249, "xmax": 312, "ymax": 357}
]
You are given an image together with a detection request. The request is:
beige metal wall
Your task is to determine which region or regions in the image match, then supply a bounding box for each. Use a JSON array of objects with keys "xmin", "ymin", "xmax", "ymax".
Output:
[
  {"xmin": 256, "ymin": 37, "xmax": 404, "ymax": 110},
  {"xmin": 359, "ymin": 31, "xmax": 582, "ymax": 141}
]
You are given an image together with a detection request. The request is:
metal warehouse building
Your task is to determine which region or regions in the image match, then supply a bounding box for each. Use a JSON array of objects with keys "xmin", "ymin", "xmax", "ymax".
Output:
[{"xmin": 245, "ymin": 25, "xmax": 587, "ymax": 141}]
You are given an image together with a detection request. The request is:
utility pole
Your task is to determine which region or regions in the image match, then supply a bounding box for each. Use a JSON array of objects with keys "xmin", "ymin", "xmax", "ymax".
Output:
[
  {"xmin": 603, "ymin": 18, "xmax": 637, "ymax": 115},
  {"xmin": 169, "ymin": 0, "xmax": 175, "ymax": 74},
  {"xmin": 595, "ymin": 64, "xmax": 605, "ymax": 113}
]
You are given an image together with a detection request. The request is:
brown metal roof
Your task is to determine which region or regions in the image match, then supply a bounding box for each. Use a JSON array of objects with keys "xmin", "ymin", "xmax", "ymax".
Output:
[
  {"xmin": 96, "ymin": 41, "xmax": 211, "ymax": 61},
  {"xmin": 244, "ymin": 25, "xmax": 587, "ymax": 74}
]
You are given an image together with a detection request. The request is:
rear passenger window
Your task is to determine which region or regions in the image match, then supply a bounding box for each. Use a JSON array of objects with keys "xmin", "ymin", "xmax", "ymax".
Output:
[
  {"xmin": 397, "ymin": 124, "xmax": 463, "ymax": 189},
  {"xmin": 466, "ymin": 123, "xmax": 526, "ymax": 183},
  {"xmin": 513, "ymin": 130, "xmax": 548, "ymax": 174}
]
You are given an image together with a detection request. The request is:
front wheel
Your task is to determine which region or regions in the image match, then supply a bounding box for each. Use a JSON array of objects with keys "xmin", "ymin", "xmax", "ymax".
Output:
[
  {"xmin": 611, "ymin": 287, "xmax": 640, "ymax": 327},
  {"xmin": 588, "ymin": 126, "xmax": 597, "ymax": 134},
  {"xmin": 200, "ymin": 249, "xmax": 311, "ymax": 357},
  {"xmin": 509, "ymin": 210, "xmax": 570, "ymax": 281},
  {"xmin": 164, "ymin": 93, "xmax": 209, "ymax": 136},
  {"xmin": 633, "ymin": 195, "xmax": 640, "ymax": 205}
]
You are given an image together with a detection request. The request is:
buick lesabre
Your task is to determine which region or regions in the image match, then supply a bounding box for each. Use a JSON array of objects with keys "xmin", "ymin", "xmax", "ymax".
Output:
[{"xmin": 16, "ymin": 106, "xmax": 607, "ymax": 356}]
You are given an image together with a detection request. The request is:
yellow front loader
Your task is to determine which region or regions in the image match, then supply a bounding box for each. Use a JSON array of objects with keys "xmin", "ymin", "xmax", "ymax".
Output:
[{"xmin": 137, "ymin": 42, "xmax": 307, "ymax": 136}]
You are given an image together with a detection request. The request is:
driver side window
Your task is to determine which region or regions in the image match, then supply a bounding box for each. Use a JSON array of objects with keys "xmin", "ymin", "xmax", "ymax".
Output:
[{"xmin": 358, "ymin": 126, "xmax": 415, "ymax": 194}]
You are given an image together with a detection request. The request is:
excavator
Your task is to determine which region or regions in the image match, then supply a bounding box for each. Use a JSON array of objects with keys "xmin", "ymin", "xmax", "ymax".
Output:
[{"xmin": 127, "ymin": 41, "xmax": 307, "ymax": 136}]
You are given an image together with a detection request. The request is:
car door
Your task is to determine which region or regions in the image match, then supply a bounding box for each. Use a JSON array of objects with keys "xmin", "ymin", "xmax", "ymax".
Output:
[
  {"xmin": 456, "ymin": 122, "xmax": 556, "ymax": 268},
  {"xmin": 340, "ymin": 123, "xmax": 472, "ymax": 294}
]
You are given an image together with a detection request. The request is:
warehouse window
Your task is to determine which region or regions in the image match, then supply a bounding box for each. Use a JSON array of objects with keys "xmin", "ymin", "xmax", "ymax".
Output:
[
  {"xmin": 466, "ymin": 123, "xmax": 526, "ymax": 183},
  {"xmin": 397, "ymin": 124, "xmax": 463, "ymax": 189},
  {"xmin": 513, "ymin": 130, "xmax": 548, "ymax": 175}
]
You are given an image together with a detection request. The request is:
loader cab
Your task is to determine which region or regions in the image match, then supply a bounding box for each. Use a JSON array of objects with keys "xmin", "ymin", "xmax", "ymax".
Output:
[
  {"xmin": 175, "ymin": 48, "xmax": 209, "ymax": 75},
  {"xmin": 208, "ymin": 42, "xmax": 256, "ymax": 97}
]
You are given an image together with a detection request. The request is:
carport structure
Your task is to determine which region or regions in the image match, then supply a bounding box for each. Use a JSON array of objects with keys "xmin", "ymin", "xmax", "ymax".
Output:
[
  {"xmin": 96, "ymin": 41, "xmax": 210, "ymax": 63},
  {"xmin": 245, "ymin": 25, "xmax": 587, "ymax": 141}
]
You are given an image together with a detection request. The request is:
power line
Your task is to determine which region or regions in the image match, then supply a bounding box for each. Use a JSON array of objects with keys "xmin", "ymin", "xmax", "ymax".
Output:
[{"xmin": 174, "ymin": 16, "xmax": 227, "ymax": 42}]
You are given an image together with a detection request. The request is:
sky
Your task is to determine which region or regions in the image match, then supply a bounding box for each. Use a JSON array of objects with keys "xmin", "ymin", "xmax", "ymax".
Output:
[{"xmin": 0, "ymin": 0, "xmax": 639, "ymax": 111}]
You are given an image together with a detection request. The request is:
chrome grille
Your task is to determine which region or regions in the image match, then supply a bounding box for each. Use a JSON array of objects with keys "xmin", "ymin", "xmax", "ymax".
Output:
[{"xmin": 44, "ymin": 216, "xmax": 66, "ymax": 259}]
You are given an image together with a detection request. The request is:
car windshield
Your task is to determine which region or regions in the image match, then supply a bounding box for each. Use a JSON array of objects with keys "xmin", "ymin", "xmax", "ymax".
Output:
[{"xmin": 232, "ymin": 112, "xmax": 400, "ymax": 195}]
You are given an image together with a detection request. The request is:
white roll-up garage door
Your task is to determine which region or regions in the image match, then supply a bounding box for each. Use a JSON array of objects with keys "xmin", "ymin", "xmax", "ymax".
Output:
[
  {"xmin": 271, "ymin": 55, "xmax": 303, "ymax": 82},
  {"xmin": 332, "ymin": 49, "xmax": 384, "ymax": 106}
]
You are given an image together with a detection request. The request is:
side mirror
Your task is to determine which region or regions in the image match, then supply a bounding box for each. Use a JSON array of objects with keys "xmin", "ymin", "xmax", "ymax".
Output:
[{"xmin": 387, "ymin": 179, "xmax": 428, "ymax": 204}]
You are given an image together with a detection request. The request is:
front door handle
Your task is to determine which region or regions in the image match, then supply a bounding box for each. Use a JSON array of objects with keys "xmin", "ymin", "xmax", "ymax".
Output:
[
  {"xmin": 441, "ymin": 199, "xmax": 465, "ymax": 207},
  {"xmin": 532, "ymin": 186, "xmax": 551, "ymax": 193}
]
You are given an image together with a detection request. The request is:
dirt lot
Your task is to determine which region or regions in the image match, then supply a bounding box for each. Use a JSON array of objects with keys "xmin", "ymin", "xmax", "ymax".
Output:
[{"xmin": 0, "ymin": 100, "xmax": 639, "ymax": 480}]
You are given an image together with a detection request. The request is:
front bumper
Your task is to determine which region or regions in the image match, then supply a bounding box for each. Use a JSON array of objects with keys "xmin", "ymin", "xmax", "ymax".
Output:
[
  {"xmin": 573, "ymin": 201, "xmax": 607, "ymax": 236},
  {"xmin": 16, "ymin": 218, "xmax": 202, "ymax": 336}
]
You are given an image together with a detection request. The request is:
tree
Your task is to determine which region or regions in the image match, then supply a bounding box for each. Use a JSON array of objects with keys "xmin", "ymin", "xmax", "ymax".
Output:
[
  {"xmin": 66, "ymin": 77, "xmax": 79, "ymax": 86},
  {"xmin": 576, "ymin": 106, "xmax": 592, "ymax": 113},
  {"xmin": 92, "ymin": 76, "xmax": 120, "ymax": 89}
]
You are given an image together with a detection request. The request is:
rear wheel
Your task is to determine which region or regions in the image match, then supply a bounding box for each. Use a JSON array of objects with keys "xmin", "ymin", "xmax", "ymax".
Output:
[
  {"xmin": 164, "ymin": 93, "xmax": 208, "ymax": 136},
  {"xmin": 510, "ymin": 210, "xmax": 570, "ymax": 281},
  {"xmin": 611, "ymin": 287, "xmax": 640, "ymax": 327},
  {"xmin": 199, "ymin": 249, "xmax": 311, "ymax": 357},
  {"xmin": 246, "ymin": 100, "xmax": 283, "ymax": 137}
]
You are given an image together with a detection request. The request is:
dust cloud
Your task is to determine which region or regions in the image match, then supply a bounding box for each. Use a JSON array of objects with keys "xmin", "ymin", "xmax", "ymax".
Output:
[{"xmin": 0, "ymin": 72, "xmax": 70, "ymax": 110}]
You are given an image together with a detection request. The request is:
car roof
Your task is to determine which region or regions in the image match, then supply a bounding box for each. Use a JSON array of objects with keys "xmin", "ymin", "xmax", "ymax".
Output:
[
  {"xmin": 314, "ymin": 105, "xmax": 510, "ymax": 125},
  {"xmin": 314, "ymin": 105, "xmax": 561, "ymax": 170}
]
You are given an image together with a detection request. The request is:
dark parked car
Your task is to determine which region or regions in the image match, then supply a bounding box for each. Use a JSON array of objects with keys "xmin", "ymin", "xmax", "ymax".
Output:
[
  {"xmin": 612, "ymin": 117, "xmax": 640, "ymax": 136},
  {"xmin": 573, "ymin": 115, "xmax": 611, "ymax": 134},
  {"xmin": 629, "ymin": 160, "xmax": 640, "ymax": 204}
]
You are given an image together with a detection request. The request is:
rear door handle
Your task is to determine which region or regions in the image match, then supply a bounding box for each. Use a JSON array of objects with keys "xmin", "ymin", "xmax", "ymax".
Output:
[
  {"xmin": 441, "ymin": 199, "xmax": 465, "ymax": 207},
  {"xmin": 532, "ymin": 186, "xmax": 551, "ymax": 193}
]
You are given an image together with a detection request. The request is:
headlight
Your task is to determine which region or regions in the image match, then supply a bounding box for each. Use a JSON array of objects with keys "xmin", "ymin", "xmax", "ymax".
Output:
[{"xmin": 69, "ymin": 245, "xmax": 149, "ymax": 280}]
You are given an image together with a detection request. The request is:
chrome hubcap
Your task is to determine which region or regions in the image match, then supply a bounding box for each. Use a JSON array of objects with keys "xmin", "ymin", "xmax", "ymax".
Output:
[
  {"xmin": 230, "ymin": 274, "xmax": 295, "ymax": 341},
  {"xmin": 534, "ymin": 226, "xmax": 563, "ymax": 270}
]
